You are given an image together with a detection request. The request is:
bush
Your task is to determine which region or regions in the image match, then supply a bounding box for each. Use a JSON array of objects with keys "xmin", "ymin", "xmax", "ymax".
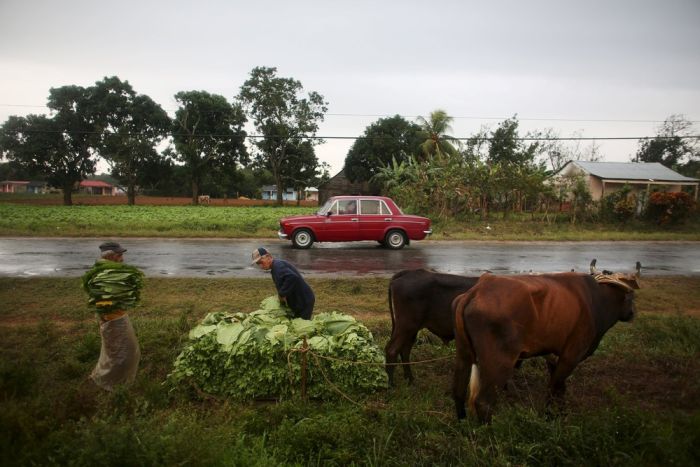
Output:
[
  {"xmin": 601, "ymin": 185, "xmax": 637, "ymax": 223},
  {"xmin": 645, "ymin": 191, "xmax": 695, "ymax": 225}
]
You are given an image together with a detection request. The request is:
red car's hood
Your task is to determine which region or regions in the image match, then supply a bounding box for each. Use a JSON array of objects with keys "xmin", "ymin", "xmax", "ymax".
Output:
[{"xmin": 280, "ymin": 213, "xmax": 325, "ymax": 223}]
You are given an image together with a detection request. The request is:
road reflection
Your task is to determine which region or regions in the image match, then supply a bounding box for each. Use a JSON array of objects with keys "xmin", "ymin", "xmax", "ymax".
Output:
[
  {"xmin": 0, "ymin": 238, "xmax": 698, "ymax": 278},
  {"xmin": 285, "ymin": 244, "xmax": 428, "ymax": 275}
]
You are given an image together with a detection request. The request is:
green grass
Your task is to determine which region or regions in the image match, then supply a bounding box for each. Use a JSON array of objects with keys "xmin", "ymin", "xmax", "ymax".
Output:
[
  {"xmin": 0, "ymin": 204, "xmax": 316, "ymax": 238},
  {"xmin": 431, "ymin": 215, "xmax": 700, "ymax": 241},
  {"xmin": 1, "ymin": 277, "xmax": 699, "ymax": 466},
  {"xmin": 1, "ymin": 203, "xmax": 699, "ymax": 239}
]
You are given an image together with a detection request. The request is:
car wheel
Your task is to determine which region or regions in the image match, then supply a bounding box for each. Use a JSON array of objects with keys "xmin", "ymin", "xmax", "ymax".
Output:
[
  {"xmin": 292, "ymin": 229, "xmax": 314, "ymax": 249},
  {"xmin": 384, "ymin": 230, "xmax": 406, "ymax": 250}
]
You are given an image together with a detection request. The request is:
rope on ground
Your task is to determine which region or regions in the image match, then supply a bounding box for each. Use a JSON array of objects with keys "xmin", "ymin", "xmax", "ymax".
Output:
[
  {"xmin": 306, "ymin": 350, "xmax": 454, "ymax": 366},
  {"xmin": 299, "ymin": 349, "xmax": 457, "ymax": 427},
  {"xmin": 308, "ymin": 350, "xmax": 365, "ymax": 407}
]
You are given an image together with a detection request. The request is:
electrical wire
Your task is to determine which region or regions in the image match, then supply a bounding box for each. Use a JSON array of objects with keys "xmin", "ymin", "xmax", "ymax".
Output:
[{"xmin": 0, "ymin": 127, "xmax": 698, "ymax": 142}]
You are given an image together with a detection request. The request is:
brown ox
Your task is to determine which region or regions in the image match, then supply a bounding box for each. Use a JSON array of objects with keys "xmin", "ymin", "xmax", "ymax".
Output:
[
  {"xmin": 452, "ymin": 263, "xmax": 640, "ymax": 421},
  {"xmin": 386, "ymin": 269, "xmax": 478, "ymax": 385}
]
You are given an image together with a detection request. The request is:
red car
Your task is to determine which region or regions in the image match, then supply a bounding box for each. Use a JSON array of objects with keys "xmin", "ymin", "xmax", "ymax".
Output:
[{"xmin": 278, "ymin": 195, "xmax": 432, "ymax": 249}]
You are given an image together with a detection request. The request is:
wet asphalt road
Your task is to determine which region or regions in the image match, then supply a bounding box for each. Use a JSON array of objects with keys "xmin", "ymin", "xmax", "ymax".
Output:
[{"xmin": 0, "ymin": 238, "xmax": 698, "ymax": 278}]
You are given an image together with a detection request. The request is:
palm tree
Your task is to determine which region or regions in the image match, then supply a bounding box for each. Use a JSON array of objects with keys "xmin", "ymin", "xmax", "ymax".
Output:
[{"xmin": 416, "ymin": 109, "xmax": 460, "ymax": 159}]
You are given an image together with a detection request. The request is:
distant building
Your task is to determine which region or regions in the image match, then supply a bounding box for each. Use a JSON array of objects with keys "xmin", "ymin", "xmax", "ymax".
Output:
[
  {"xmin": 304, "ymin": 187, "xmax": 319, "ymax": 202},
  {"xmin": 261, "ymin": 185, "xmax": 297, "ymax": 201},
  {"xmin": 1, "ymin": 180, "xmax": 47, "ymax": 194},
  {"xmin": 79, "ymin": 180, "xmax": 115, "ymax": 196},
  {"xmin": 317, "ymin": 169, "xmax": 375, "ymax": 204},
  {"xmin": 556, "ymin": 161, "xmax": 699, "ymax": 201},
  {"xmin": 1, "ymin": 181, "xmax": 29, "ymax": 193}
]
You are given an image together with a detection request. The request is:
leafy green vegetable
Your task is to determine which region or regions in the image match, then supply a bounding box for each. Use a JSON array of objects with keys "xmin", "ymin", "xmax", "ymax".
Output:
[
  {"xmin": 169, "ymin": 296, "xmax": 388, "ymax": 400},
  {"xmin": 81, "ymin": 260, "xmax": 145, "ymax": 313}
]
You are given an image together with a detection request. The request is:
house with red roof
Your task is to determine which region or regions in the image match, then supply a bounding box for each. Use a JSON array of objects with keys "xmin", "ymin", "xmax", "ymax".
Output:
[{"xmin": 79, "ymin": 180, "xmax": 115, "ymax": 195}]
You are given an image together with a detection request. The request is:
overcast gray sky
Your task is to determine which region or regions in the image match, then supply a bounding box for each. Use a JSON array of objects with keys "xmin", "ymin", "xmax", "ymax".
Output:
[{"xmin": 1, "ymin": 0, "xmax": 699, "ymax": 175}]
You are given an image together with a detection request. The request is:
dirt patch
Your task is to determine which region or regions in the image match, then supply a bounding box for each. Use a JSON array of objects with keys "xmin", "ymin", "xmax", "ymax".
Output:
[
  {"xmin": 0, "ymin": 315, "xmax": 92, "ymax": 330},
  {"xmin": 501, "ymin": 356, "xmax": 700, "ymax": 414}
]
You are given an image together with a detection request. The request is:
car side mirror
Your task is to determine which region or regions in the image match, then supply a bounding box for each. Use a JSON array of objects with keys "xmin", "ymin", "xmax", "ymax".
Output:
[{"xmin": 326, "ymin": 211, "xmax": 332, "ymax": 217}]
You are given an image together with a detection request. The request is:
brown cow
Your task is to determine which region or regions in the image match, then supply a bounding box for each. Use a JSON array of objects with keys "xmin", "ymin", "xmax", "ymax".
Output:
[
  {"xmin": 386, "ymin": 269, "xmax": 478, "ymax": 385},
  {"xmin": 452, "ymin": 263, "xmax": 640, "ymax": 421}
]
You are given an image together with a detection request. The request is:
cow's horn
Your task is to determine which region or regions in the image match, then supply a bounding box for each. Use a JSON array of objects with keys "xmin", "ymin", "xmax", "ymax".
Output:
[
  {"xmin": 635, "ymin": 261, "xmax": 642, "ymax": 278},
  {"xmin": 590, "ymin": 259, "xmax": 598, "ymax": 275}
]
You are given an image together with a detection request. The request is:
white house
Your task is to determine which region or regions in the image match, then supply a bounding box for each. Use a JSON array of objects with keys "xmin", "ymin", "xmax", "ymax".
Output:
[
  {"xmin": 304, "ymin": 187, "xmax": 319, "ymax": 201},
  {"xmin": 260, "ymin": 185, "xmax": 319, "ymax": 201},
  {"xmin": 261, "ymin": 185, "xmax": 297, "ymax": 201},
  {"xmin": 556, "ymin": 161, "xmax": 699, "ymax": 201}
]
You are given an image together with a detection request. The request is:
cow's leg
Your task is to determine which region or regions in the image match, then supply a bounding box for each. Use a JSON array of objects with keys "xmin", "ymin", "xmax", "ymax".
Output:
[
  {"xmin": 544, "ymin": 355, "xmax": 558, "ymax": 376},
  {"xmin": 385, "ymin": 332, "xmax": 417, "ymax": 386},
  {"xmin": 471, "ymin": 354, "xmax": 516, "ymax": 423},
  {"xmin": 546, "ymin": 355, "xmax": 578, "ymax": 404},
  {"xmin": 452, "ymin": 336, "xmax": 473, "ymax": 420},
  {"xmin": 399, "ymin": 333, "xmax": 418, "ymax": 383}
]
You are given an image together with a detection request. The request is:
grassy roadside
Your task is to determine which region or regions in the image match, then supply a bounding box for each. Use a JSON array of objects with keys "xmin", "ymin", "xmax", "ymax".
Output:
[
  {"xmin": 1, "ymin": 203, "xmax": 699, "ymax": 240},
  {"xmin": 1, "ymin": 276, "xmax": 699, "ymax": 466},
  {"xmin": 0, "ymin": 204, "xmax": 315, "ymax": 238}
]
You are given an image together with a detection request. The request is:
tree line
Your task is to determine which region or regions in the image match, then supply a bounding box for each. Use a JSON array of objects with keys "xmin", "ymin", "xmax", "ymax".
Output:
[
  {"xmin": 344, "ymin": 111, "xmax": 699, "ymax": 223},
  {"xmin": 2, "ymin": 67, "xmax": 698, "ymax": 216},
  {"xmin": 0, "ymin": 67, "xmax": 329, "ymax": 205}
]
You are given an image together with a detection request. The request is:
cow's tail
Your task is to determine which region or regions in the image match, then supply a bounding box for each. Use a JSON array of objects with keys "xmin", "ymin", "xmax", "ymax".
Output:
[
  {"xmin": 388, "ymin": 270, "xmax": 412, "ymax": 335},
  {"xmin": 453, "ymin": 289, "xmax": 480, "ymax": 413}
]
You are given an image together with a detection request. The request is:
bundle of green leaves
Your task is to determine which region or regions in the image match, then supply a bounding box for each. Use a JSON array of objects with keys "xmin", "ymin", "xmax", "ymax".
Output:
[
  {"xmin": 81, "ymin": 260, "xmax": 145, "ymax": 313},
  {"xmin": 169, "ymin": 296, "xmax": 388, "ymax": 400}
]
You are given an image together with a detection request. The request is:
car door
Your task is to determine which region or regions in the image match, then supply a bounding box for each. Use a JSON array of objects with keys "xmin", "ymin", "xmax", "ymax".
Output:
[
  {"xmin": 322, "ymin": 199, "xmax": 360, "ymax": 241},
  {"xmin": 357, "ymin": 199, "xmax": 388, "ymax": 240}
]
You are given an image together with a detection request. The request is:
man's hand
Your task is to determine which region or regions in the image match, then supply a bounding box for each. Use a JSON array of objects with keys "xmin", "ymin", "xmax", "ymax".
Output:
[{"xmin": 279, "ymin": 295, "xmax": 288, "ymax": 305}]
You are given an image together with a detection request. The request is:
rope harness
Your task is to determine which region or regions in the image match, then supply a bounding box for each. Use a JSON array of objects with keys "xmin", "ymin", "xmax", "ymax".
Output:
[{"xmin": 593, "ymin": 272, "xmax": 640, "ymax": 292}]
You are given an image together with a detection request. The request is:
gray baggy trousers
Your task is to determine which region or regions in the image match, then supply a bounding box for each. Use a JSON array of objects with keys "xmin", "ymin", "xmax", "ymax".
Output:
[{"xmin": 90, "ymin": 314, "xmax": 140, "ymax": 391}]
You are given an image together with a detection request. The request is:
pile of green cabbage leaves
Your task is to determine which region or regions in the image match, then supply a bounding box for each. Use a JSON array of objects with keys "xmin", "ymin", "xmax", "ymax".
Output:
[
  {"xmin": 169, "ymin": 296, "xmax": 388, "ymax": 400},
  {"xmin": 82, "ymin": 260, "xmax": 145, "ymax": 313}
]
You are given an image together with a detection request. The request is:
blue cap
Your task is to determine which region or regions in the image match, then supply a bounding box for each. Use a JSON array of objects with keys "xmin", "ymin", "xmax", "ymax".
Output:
[{"xmin": 251, "ymin": 247, "xmax": 269, "ymax": 264}]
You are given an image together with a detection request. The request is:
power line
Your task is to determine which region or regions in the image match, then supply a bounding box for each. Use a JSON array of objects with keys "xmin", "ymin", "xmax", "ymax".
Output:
[
  {"xmin": 323, "ymin": 113, "xmax": 700, "ymax": 124},
  {"xmin": 1, "ymin": 103, "xmax": 698, "ymax": 124},
  {"xmin": 1, "ymin": 127, "xmax": 699, "ymax": 142}
]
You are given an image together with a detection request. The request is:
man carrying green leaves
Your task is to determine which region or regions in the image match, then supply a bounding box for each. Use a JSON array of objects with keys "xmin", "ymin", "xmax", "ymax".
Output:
[{"xmin": 82, "ymin": 242, "xmax": 144, "ymax": 391}]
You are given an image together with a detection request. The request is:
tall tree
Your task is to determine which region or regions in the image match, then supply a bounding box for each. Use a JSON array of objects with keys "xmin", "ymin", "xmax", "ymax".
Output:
[
  {"xmin": 344, "ymin": 115, "xmax": 422, "ymax": 183},
  {"xmin": 487, "ymin": 117, "xmax": 542, "ymax": 218},
  {"xmin": 172, "ymin": 91, "xmax": 248, "ymax": 204},
  {"xmin": 635, "ymin": 114, "xmax": 698, "ymax": 174},
  {"xmin": 47, "ymin": 84, "xmax": 104, "ymax": 204},
  {"xmin": 237, "ymin": 66, "xmax": 328, "ymax": 205},
  {"xmin": 93, "ymin": 77, "xmax": 171, "ymax": 205},
  {"xmin": 0, "ymin": 160, "xmax": 37, "ymax": 181},
  {"xmin": 529, "ymin": 128, "xmax": 603, "ymax": 172},
  {"xmin": 416, "ymin": 109, "xmax": 460, "ymax": 159},
  {"xmin": 0, "ymin": 113, "xmax": 89, "ymax": 205},
  {"xmin": 278, "ymin": 140, "xmax": 320, "ymax": 201}
]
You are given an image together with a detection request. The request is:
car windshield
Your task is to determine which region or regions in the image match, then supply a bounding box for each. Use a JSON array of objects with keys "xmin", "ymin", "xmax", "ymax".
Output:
[{"xmin": 317, "ymin": 199, "xmax": 334, "ymax": 215}]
